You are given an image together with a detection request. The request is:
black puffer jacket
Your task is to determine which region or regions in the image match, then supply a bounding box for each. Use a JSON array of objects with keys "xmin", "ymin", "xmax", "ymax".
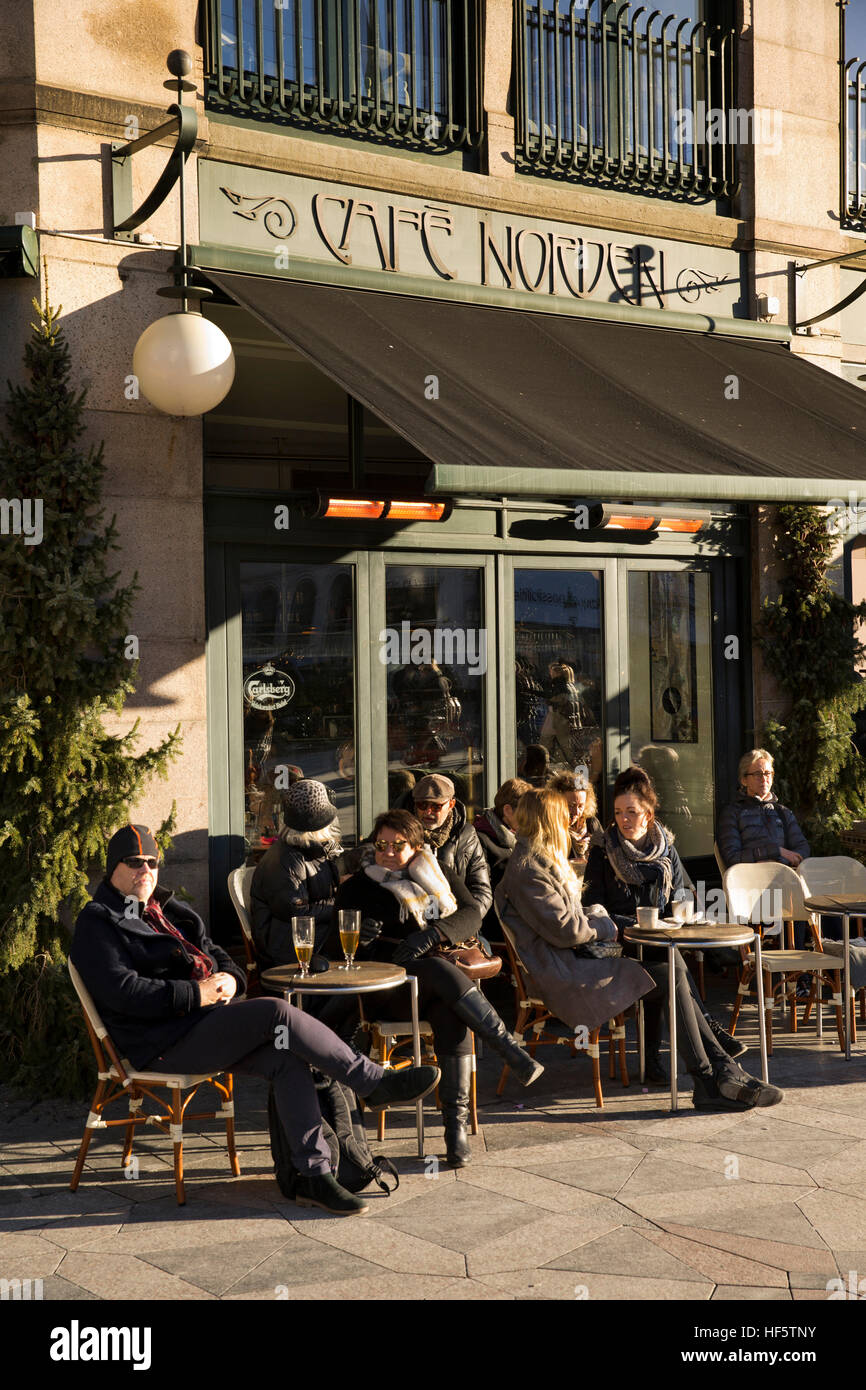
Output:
[
  {"xmin": 717, "ymin": 790, "xmax": 810, "ymax": 868},
  {"xmin": 250, "ymin": 829, "xmax": 346, "ymax": 970},
  {"xmin": 69, "ymin": 881, "xmax": 247, "ymax": 1070}
]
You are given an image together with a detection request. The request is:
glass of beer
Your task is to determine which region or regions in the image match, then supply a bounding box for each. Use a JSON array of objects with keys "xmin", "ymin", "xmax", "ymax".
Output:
[
  {"xmin": 338, "ymin": 909, "xmax": 361, "ymax": 971},
  {"xmin": 292, "ymin": 916, "xmax": 315, "ymax": 978}
]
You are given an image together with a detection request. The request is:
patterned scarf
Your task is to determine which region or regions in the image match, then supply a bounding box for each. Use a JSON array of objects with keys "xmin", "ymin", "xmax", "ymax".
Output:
[
  {"xmin": 365, "ymin": 846, "xmax": 458, "ymax": 926},
  {"xmin": 423, "ymin": 809, "xmax": 454, "ymax": 850},
  {"xmin": 603, "ymin": 821, "xmax": 674, "ymax": 907},
  {"xmin": 143, "ymin": 897, "xmax": 214, "ymax": 983}
]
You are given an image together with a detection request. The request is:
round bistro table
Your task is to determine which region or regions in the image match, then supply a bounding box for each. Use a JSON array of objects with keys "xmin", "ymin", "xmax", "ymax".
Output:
[
  {"xmin": 260, "ymin": 960, "xmax": 428, "ymax": 1156},
  {"xmin": 622, "ymin": 922, "xmax": 768, "ymax": 1113},
  {"xmin": 803, "ymin": 894, "xmax": 866, "ymax": 1062}
]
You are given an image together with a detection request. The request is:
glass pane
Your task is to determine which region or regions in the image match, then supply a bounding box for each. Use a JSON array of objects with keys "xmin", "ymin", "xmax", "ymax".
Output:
[
  {"xmin": 627, "ymin": 570, "xmax": 714, "ymax": 858},
  {"xmin": 240, "ymin": 561, "xmax": 356, "ymax": 851},
  {"xmin": 384, "ymin": 565, "xmax": 486, "ymax": 818},
  {"xmin": 514, "ymin": 570, "xmax": 604, "ymax": 794}
]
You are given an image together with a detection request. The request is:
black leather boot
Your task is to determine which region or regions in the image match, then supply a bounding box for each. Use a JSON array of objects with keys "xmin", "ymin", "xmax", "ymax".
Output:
[
  {"xmin": 451, "ymin": 987, "xmax": 544, "ymax": 1086},
  {"xmin": 438, "ymin": 1055, "xmax": 473, "ymax": 1167},
  {"xmin": 644, "ymin": 1046, "xmax": 668, "ymax": 1086}
]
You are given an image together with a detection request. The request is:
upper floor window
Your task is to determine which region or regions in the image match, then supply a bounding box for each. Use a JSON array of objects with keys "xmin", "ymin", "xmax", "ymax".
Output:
[
  {"xmin": 843, "ymin": 0, "xmax": 866, "ymax": 228},
  {"xmin": 515, "ymin": 0, "xmax": 738, "ymax": 201},
  {"xmin": 205, "ymin": 0, "xmax": 482, "ymax": 153}
]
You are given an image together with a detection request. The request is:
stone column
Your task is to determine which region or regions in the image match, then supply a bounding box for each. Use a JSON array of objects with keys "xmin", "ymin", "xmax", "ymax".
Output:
[{"xmin": 483, "ymin": 0, "xmax": 516, "ymax": 178}]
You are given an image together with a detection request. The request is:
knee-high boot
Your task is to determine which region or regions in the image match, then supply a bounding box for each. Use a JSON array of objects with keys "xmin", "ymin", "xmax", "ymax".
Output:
[
  {"xmin": 451, "ymin": 988, "xmax": 544, "ymax": 1086},
  {"xmin": 438, "ymin": 1055, "xmax": 473, "ymax": 1167}
]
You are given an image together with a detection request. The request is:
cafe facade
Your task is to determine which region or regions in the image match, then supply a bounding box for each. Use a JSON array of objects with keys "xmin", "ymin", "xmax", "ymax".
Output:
[{"xmin": 5, "ymin": 0, "xmax": 866, "ymax": 926}]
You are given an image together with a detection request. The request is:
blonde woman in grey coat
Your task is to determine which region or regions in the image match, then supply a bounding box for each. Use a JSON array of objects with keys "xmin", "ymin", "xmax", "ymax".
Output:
[{"xmin": 495, "ymin": 787, "xmax": 654, "ymax": 1034}]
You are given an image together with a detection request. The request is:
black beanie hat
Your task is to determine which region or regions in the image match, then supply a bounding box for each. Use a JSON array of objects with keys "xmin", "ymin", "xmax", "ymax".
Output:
[{"xmin": 105, "ymin": 824, "xmax": 160, "ymax": 880}]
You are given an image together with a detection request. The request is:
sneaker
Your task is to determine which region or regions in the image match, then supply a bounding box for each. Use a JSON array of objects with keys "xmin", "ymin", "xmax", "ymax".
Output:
[
  {"xmin": 708, "ymin": 1016, "xmax": 749, "ymax": 1059},
  {"xmin": 716, "ymin": 1070, "xmax": 784, "ymax": 1109},
  {"xmin": 363, "ymin": 1064, "xmax": 441, "ymax": 1112},
  {"xmin": 294, "ymin": 1172, "xmax": 369, "ymax": 1217}
]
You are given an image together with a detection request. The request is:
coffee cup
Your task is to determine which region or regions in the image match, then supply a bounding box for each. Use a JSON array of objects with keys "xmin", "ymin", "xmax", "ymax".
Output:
[
  {"xmin": 671, "ymin": 898, "xmax": 694, "ymax": 923},
  {"xmin": 636, "ymin": 906, "xmax": 659, "ymax": 930}
]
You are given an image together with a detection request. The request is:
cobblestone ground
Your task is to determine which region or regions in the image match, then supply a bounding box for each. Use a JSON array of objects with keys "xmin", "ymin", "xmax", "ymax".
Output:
[{"xmin": 3, "ymin": 976, "xmax": 866, "ymax": 1302}]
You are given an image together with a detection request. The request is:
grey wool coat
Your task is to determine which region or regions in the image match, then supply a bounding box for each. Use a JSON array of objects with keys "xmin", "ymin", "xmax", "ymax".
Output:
[{"xmin": 495, "ymin": 840, "xmax": 654, "ymax": 1032}]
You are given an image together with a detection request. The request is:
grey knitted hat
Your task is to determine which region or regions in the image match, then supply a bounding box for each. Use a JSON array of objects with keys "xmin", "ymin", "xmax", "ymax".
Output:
[{"xmin": 283, "ymin": 779, "xmax": 338, "ymax": 832}]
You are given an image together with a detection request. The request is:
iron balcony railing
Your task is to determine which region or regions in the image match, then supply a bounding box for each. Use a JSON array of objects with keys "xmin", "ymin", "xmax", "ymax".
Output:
[
  {"xmin": 515, "ymin": 0, "xmax": 738, "ymax": 198},
  {"xmin": 204, "ymin": 0, "xmax": 482, "ymax": 151}
]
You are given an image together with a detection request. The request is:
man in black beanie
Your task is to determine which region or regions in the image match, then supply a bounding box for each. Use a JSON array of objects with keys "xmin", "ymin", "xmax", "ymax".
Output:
[{"xmin": 70, "ymin": 821, "xmax": 440, "ymax": 1216}]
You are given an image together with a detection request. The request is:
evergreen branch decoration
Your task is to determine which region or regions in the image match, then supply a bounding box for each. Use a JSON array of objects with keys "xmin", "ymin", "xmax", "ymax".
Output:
[
  {"xmin": 0, "ymin": 299, "xmax": 182, "ymax": 1094},
  {"xmin": 756, "ymin": 504, "xmax": 866, "ymax": 855}
]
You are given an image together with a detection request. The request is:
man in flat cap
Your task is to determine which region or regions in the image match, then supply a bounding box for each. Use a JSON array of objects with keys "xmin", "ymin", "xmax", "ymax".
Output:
[
  {"xmin": 70, "ymin": 823, "xmax": 439, "ymax": 1217},
  {"xmin": 409, "ymin": 774, "xmax": 492, "ymax": 919}
]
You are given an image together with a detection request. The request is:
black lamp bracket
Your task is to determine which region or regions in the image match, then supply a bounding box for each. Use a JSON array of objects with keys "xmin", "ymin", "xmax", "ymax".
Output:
[{"xmin": 111, "ymin": 50, "xmax": 198, "ymax": 245}]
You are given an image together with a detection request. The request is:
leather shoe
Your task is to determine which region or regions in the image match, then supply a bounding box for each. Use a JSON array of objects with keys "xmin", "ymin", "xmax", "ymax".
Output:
[
  {"xmin": 644, "ymin": 1048, "xmax": 668, "ymax": 1086},
  {"xmin": 691, "ymin": 1072, "xmax": 751, "ymax": 1112},
  {"xmin": 294, "ymin": 1172, "xmax": 368, "ymax": 1216},
  {"xmin": 363, "ymin": 1064, "xmax": 440, "ymax": 1112}
]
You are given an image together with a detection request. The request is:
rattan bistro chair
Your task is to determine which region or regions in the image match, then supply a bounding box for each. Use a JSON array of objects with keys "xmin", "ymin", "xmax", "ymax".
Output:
[
  {"xmin": 68, "ymin": 960, "xmax": 240, "ymax": 1206},
  {"xmin": 228, "ymin": 865, "xmax": 259, "ymax": 993},
  {"xmin": 357, "ymin": 1013, "xmax": 479, "ymax": 1142},
  {"xmin": 798, "ymin": 856, "xmax": 866, "ymax": 1033},
  {"xmin": 724, "ymin": 863, "xmax": 845, "ymax": 1055},
  {"xmin": 494, "ymin": 907, "xmax": 628, "ymax": 1108}
]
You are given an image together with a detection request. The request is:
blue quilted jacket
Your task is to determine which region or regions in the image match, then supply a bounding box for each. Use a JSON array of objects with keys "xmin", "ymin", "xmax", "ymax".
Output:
[{"xmin": 717, "ymin": 790, "xmax": 810, "ymax": 868}]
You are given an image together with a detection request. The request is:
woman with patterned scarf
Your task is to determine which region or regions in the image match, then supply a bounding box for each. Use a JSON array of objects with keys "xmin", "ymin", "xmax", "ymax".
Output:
[
  {"xmin": 582, "ymin": 767, "xmax": 784, "ymax": 1112},
  {"xmin": 335, "ymin": 809, "xmax": 543, "ymax": 1167}
]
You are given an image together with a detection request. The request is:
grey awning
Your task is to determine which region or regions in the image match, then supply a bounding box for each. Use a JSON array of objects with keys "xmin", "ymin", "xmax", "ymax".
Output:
[{"xmin": 205, "ymin": 273, "xmax": 866, "ymax": 503}]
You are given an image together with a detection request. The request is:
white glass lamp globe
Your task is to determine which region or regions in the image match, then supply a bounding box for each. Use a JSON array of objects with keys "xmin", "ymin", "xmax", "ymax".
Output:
[{"xmin": 132, "ymin": 311, "xmax": 235, "ymax": 416}]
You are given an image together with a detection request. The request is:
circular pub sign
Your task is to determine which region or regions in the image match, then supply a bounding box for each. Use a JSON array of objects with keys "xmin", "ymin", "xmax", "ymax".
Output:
[{"xmin": 244, "ymin": 663, "xmax": 296, "ymax": 711}]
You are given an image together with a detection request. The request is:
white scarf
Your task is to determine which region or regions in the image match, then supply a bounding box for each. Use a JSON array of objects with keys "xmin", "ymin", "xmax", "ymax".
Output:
[{"xmin": 365, "ymin": 846, "xmax": 458, "ymax": 926}]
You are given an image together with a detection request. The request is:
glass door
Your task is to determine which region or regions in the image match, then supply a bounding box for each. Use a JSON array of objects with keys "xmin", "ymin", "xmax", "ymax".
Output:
[{"xmin": 624, "ymin": 564, "xmax": 716, "ymax": 858}]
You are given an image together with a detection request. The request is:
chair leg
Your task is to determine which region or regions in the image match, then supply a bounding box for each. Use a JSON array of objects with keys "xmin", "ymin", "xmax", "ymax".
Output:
[
  {"xmin": 171, "ymin": 1087, "xmax": 185, "ymax": 1206},
  {"xmin": 764, "ymin": 970, "xmax": 774, "ymax": 1056},
  {"xmin": 616, "ymin": 1014, "xmax": 629, "ymax": 1088},
  {"xmin": 70, "ymin": 1079, "xmax": 107, "ymax": 1192},
  {"xmin": 729, "ymin": 966, "xmax": 751, "ymax": 1035},
  {"xmin": 608, "ymin": 1021, "xmax": 615, "ymax": 1081},
  {"xmin": 377, "ymin": 1035, "xmax": 391, "ymax": 1142},
  {"xmin": 589, "ymin": 1028, "xmax": 603, "ymax": 1108},
  {"xmin": 469, "ymin": 1037, "xmax": 478, "ymax": 1136},
  {"xmin": 121, "ymin": 1085, "xmax": 141, "ymax": 1172},
  {"xmin": 222, "ymin": 1073, "xmax": 241, "ymax": 1177}
]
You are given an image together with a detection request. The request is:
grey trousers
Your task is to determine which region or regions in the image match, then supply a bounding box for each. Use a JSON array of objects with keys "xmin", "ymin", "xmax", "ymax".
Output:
[{"xmin": 154, "ymin": 997, "xmax": 384, "ymax": 1176}]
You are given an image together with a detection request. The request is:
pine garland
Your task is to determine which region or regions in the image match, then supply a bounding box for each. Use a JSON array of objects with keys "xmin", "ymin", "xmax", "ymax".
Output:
[
  {"xmin": 757, "ymin": 504, "xmax": 866, "ymax": 854},
  {"xmin": 0, "ymin": 299, "xmax": 181, "ymax": 1093}
]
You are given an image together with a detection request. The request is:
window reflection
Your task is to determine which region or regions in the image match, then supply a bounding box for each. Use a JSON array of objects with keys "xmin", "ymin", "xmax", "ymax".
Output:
[
  {"xmin": 241, "ymin": 562, "xmax": 356, "ymax": 849},
  {"xmin": 385, "ymin": 566, "xmax": 485, "ymax": 817},
  {"xmin": 514, "ymin": 570, "xmax": 604, "ymax": 795}
]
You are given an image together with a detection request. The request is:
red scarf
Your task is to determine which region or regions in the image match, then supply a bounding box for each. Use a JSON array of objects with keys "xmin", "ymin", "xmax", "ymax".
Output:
[{"xmin": 143, "ymin": 898, "xmax": 214, "ymax": 983}]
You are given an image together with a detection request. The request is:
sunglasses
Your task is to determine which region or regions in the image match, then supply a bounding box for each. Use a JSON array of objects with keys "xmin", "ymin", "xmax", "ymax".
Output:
[
  {"xmin": 374, "ymin": 839, "xmax": 409, "ymax": 852},
  {"xmin": 123, "ymin": 856, "xmax": 159, "ymax": 870},
  {"xmin": 414, "ymin": 800, "xmax": 446, "ymax": 811}
]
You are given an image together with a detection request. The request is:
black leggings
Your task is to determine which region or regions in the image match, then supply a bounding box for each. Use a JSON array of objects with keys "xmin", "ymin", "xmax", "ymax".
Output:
[{"xmin": 318, "ymin": 955, "xmax": 476, "ymax": 1057}]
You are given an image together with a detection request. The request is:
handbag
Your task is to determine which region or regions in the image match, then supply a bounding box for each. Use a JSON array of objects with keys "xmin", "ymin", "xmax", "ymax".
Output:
[
  {"xmin": 574, "ymin": 940, "xmax": 623, "ymax": 960},
  {"xmin": 435, "ymin": 936, "xmax": 503, "ymax": 980}
]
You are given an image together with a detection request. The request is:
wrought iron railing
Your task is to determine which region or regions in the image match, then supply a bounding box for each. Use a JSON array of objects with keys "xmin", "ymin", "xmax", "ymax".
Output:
[
  {"xmin": 515, "ymin": 0, "xmax": 738, "ymax": 198},
  {"xmin": 204, "ymin": 0, "xmax": 482, "ymax": 151}
]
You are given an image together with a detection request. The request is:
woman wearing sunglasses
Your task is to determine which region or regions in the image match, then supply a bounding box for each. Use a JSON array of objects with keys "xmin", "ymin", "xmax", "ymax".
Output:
[{"xmin": 335, "ymin": 809, "xmax": 543, "ymax": 1167}]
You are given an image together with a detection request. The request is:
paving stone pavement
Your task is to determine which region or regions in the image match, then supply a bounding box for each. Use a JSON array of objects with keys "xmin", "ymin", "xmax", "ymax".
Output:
[{"xmin": 3, "ymin": 984, "xmax": 866, "ymax": 1303}]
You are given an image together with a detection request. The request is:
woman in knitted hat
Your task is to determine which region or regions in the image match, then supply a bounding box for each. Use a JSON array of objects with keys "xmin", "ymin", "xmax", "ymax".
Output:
[
  {"xmin": 335, "ymin": 808, "xmax": 544, "ymax": 1168},
  {"xmin": 250, "ymin": 779, "xmax": 348, "ymax": 973}
]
